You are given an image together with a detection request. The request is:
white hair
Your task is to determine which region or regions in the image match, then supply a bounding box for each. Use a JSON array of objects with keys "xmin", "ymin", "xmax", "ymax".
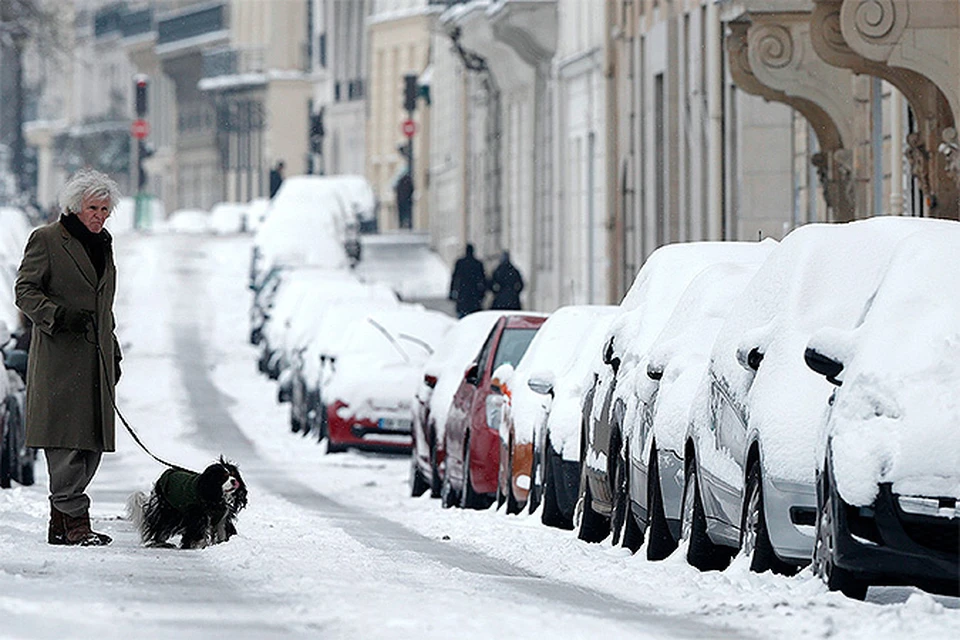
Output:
[{"xmin": 59, "ymin": 168, "xmax": 122, "ymax": 215}]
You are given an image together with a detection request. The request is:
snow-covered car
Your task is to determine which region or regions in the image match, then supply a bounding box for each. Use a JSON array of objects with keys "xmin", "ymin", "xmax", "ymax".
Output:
[
  {"xmin": 495, "ymin": 305, "xmax": 619, "ymax": 515},
  {"xmin": 618, "ymin": 260, "xmax": 766, "ymax": 558},
  {"xmin": 251, "ymin": 176, "xmax": 351, "ymax": 289},
  {"xmin": 576, "ymin": 240, "xmax": 776, "ymax": 544},
  {"xmin": 353, "ymin": 231, "xmax": 451, "ymax": 302},
  {"xmin": 164, "ymin": 208, "xmax": 211, "ymax": 234},
  {"xmin": 289, "ymin": 296, "xmax": 402, "ymax": 437},
  {"xmin": 682, "ymin": 217, "xmax": 952, "ymax": 576},
  {"xmin": 804, "ymin": 229, "xmax": 960, "ymax": 599},
  {"xmin": 410, "ymin": 311, "xmax": 503, "ymax": 498},
  {"xmin": 209, "ymin": 201, "xmax": 250, "ymax": 234},
  {"xmin": 1, "ymin": 319, "xmax": 33, "ymax": 488},
  {"xmin": 441, "ymin": 313, "xmax": 547, "ymax": 509},
  {"xmin": 321, "ymin": 307, "xmax": 454, "ymax": 453}
]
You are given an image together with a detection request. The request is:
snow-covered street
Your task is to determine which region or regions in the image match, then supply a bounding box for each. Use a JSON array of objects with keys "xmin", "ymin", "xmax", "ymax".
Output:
[{"xmin": 1, "ymin": 231, "xmax": 958, "ymax": 640}]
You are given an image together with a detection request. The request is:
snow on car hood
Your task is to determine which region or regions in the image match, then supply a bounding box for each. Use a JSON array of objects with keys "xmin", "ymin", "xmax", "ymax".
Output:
[
  {"xmin": 710, "ymin": 217, "xmax": 957, "ymax": 485},
  {"xmin": 326, "ymin": 358, "xmax": 420, "ymax": 419},
  {"xmin": 819, "ymin": 229, "xmax": 960, "ymax": 505}
]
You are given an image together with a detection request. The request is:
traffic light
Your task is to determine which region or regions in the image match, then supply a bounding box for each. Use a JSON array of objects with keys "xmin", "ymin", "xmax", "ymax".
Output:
[
  {"xmin": 403, "ymin": 74, "xmax": 417, "ymax": 112},
  {"xmin": 134, "ymin": 75, "xmax": 148, "ymax": 117}
]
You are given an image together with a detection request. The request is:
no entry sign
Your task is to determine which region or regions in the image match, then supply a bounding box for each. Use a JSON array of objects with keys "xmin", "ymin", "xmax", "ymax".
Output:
[
  {"xmin": 401, "ymin": 119, "xmax": 416, "ymax": 138},
  {"xmin": 131, "ymin": 119, "xmax": 150, "ymax": 139}
]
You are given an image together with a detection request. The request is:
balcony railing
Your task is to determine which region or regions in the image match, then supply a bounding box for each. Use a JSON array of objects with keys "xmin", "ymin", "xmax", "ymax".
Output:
[
  {"xmin": 202, "ymin": 46, "xmax": 266, "ymax": 79},
  {"xmin": 157, "ymin": 2, "xmax": 226, "ymax": 47}
]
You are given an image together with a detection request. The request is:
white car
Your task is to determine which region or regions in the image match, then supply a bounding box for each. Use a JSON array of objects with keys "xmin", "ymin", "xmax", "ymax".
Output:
[{"xmin": 805, "ymin": 228, "xmax": 960, "ymax": 599}]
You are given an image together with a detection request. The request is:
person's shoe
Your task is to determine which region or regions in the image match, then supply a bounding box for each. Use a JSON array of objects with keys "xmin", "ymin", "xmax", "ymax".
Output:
[
  {"xmin": 61, "ymin": 510, "xmax": 112, "ymax": 546},
  {"xmin": 47, "ymin": 507, "xmax": 67, "ymax": 545}
]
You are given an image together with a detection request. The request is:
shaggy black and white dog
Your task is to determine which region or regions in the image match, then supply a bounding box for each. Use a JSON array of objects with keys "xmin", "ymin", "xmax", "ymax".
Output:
[{"xmin": 129, "ymin": 458, "xmax": 248, "ymax": 549}]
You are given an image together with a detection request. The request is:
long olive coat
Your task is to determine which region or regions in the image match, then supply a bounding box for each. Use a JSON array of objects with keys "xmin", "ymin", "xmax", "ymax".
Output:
[{"xmin": 14, "ymin": 220, "xmax": 120, "ymax": 452}]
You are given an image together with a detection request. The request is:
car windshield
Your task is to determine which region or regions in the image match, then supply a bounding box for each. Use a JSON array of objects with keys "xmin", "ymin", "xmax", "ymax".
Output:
[{"xmin": 492, "ymin": 328, "xmax": 538, "ymax": 372}]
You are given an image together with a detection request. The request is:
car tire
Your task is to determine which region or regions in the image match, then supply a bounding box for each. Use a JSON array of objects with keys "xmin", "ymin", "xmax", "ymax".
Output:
[
  {"xmin": 460, "ymin": 434, "xmax": 491, "ymax": 510},
  {"xmin": 290, "ymin": 412, "xmax": 301, "ymax": 434},
  {"xmin": 610, "ymin": 435, "xmax": 643, "ymax": 552},
  {"xmin": 814, "ymin": 465, "xmax": 869, "ymax": 600},
  {"xmin": 646, "ymin": 445, "xmax": 678, "ymax": 561},
  {"xmin": 505, "ymin": 440, "xmax": 521, "ymax": 515},
  {"xmin": 541, "ymin": 440, "xmax": 571, "ymax": 530},
  {"xmin": 741, "ymin": 461, "xmax": 798, "ymax": 575},
  {"xmin": 429, "ymin": 436, "xmax": 442, "ymax": 499},
  {"xmin": 440, "ymin": 439, "xmax": 461, "ymax": 509},
  {"xmin": 682, "ymin": 459, "xmax": 733, "ymax": 571},
  {"xmin": 410, "ymin": 456, "xmax": 430, "ymax": 497},
  {"xmin": 576, "ymin": 458, "xmax": 610, "ymax": 543}
]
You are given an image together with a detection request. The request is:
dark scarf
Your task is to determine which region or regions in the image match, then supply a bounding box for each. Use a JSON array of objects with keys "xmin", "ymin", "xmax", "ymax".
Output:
[{"xmin": 60, "ymin": 213, "xmax": 111, "ymax": 279}]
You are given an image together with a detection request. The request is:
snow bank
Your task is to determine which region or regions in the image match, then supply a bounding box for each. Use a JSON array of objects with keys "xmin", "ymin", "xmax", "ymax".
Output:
[
  {"xmin": 821, "ymin": 228, "xmax": 960, "ymax": 505},
  {"xmin": 209, "ymin": 202, "xmax": 250, "ymax": 235},
  {"xmin": 163, "ymin": 208, "xmax": 210, "ymax": 234}
]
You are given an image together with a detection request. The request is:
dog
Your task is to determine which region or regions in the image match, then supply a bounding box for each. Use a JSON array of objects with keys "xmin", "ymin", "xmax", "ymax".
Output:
[{"xmin": 128, "ymin": 458, "xmax": 248, "ymax": 549}]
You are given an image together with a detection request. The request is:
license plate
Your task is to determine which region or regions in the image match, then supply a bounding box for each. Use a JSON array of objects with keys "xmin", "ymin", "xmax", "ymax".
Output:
[{"xmin": 379, "ymin": 417, "xmax": 412, "ymax": 432}]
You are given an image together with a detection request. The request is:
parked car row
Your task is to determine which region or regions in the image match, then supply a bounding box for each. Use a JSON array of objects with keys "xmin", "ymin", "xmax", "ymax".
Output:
[
  {"xmin": 0, "ymin": 206, "xmax": 36, "ymax": 488},
  {"xmin": 397, "ymin": 216, "xmax": 959, "ymax": 602}
]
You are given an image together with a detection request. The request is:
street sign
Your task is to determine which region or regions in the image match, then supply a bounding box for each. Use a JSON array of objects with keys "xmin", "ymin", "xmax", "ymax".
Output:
[
  {"xmin": 401, "ymin": 119, "xmax": 416, "ymax": 138},
  {"xmin": 131, "ymin": 119, "xmax": 150, "ymax": 139}
]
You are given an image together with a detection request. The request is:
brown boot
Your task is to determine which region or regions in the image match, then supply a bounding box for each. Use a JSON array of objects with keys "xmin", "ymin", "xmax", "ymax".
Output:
[
  {"xmin": 61, "ymin": 510, "xmax": 112, "ymax": 546},
  {"xmin": 48, "ymin": 507, "xmax": 67, "ymax": 545}
]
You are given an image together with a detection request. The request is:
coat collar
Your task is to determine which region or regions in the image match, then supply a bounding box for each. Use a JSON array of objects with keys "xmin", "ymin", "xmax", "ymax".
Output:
[{"xmin": 57, "ymin": 220, "xmax": 113, "ymax": 289}]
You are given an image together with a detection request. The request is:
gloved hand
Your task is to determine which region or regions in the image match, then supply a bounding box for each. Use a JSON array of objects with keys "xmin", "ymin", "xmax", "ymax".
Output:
[
  {"xmin": 114, "ymin": 357, "xmax": 122, "ymax": 383},
  {"xmin": 56, "ymin": 307, "xmax": 94, "ymax": 335}
]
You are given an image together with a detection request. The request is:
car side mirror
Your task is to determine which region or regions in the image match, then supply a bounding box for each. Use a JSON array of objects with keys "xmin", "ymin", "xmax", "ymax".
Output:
[
  {"xmin": 646, "ymin": 362, "xmax": 663, "ymax": 381},
  {"xmin": 527, "ymin": 377, "xmax": 553, "ymax": 396},
  {"xmin": 804, "ymin": 347, "xmax": 844, "ymax": 386},
  {"xmin": 737, "ymin": 345, "xmax": 764, "ymax": 372},
  {"xmin": 464, "ymin": 362, "xmax": 480, "ymax": 386}
]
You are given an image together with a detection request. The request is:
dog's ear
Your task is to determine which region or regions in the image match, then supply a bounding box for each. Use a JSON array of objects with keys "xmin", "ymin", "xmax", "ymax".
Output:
[{"xmin": 197, "ymin": 463, "xmax": 228, "ymax": 503}]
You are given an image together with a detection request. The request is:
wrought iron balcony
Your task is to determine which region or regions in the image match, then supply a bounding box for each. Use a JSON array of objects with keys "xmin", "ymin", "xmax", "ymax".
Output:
[{"xmin": 157, "ymin": 2, "xmax": 226, "ymax": 47}]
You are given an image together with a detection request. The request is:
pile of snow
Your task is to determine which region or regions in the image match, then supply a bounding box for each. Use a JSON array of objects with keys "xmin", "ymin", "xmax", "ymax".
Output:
[
  {"xmin": 163, "ymin": 208, "xmax": 210, "ymax": 234},
  {"xmin": 253, "ymin": 176, "xmax": 349, "ymax": 276},
  {"xmin": 245, "ymin": 198, "xmax": 270, "ymax": 232},
  {"xmin": 354, "ymin": 231, "xmax": 451, "ymax": 300},
  {"xmin": 815, "ymin": 228, "xmax": 960, "ymax": 505},
  {"xmin": 417, "ymin": 311, "xmax": 504, "ymax": 444}
]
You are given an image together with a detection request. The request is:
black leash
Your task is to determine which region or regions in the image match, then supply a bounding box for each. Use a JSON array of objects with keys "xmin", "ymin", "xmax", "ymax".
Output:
[{"xmin": 88, "ymin": 320, "xmax": 195, "ymax": 474}]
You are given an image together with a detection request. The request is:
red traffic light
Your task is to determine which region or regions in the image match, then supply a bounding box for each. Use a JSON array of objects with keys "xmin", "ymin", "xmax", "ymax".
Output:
[{"xmin": 134, "ymin": 74, "xmax": 148, "ymax": 117}]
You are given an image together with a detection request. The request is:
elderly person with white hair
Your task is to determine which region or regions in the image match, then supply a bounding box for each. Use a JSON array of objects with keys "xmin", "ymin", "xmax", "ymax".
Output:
[{"xmin": 15, "ymin": 168, "xmax": 123, "ymax": 546}]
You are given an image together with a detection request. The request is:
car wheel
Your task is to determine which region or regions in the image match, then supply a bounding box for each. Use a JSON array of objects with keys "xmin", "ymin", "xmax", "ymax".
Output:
[
  {"xmin": 681, "ymin": 459, "xmax": 733, "ymax": 571},
  {"xmin": 505, "ymin": 440, "xmax": 521, "ymax": 515},
  {"xmin": 527, "ymin": 440, "xmax": 541, "ymax": 515},
  {"xmin": 540, "ymin": 440, "xmax": 571, "ymax": 530},
  {"xmin": 290, "ymin": 412, "xmax": 301, "ymax": 434},
  {"xmin": 609, "ymin": 431, "xmax": 627, "ymax": 546},
  {"xmin": 646, "ymin": 445, "xmax": 678, "ymax": 561},
  {"xmin": 440, "ymin": 468, "xmax": 460, "ymax": 509},
  {"xmin": 814, "ymin": 467, "xmax": 869, "ymax": 600},
  {"xmin": 460, "ymin": 435, "xmax": 491, "ymax": 510},
  {"xmin": 741, "ymin": 461, "xmax": 798, "ymax": 575},
  {"xmin": 575, "ymin": 458, "xmax": 610, "ymax": 543},
  {"xmin": 429, "ymin": 436, "xmax": 442, "ymax": 499},
  {"xmin": 410, "ymin": 455, "xmax": 430, "ymax": 498},
  {"xmin": 610, "ymin": 436, "xmax": 643, "ymax": 551}
]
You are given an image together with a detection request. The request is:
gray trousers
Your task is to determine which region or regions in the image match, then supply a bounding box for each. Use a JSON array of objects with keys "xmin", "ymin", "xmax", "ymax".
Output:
[{"xmin": 44, "ymin": 449, "xmax": 102, "ymax": 517}]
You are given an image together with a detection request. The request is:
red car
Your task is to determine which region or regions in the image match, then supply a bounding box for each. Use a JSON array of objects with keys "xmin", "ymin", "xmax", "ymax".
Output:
[{"xmin": 440, "ymin": 313, "xmax": 546, "ymax": 509}]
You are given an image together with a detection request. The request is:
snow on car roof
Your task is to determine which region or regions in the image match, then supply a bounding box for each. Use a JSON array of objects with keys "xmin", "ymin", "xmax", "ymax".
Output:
[
  {"xmin": 819, "ymin": 227, "xmax": 960, "ymax": 505},
  {"xmin": 709, "ymin": 216, "xmax": 957, "ymax": 484}
]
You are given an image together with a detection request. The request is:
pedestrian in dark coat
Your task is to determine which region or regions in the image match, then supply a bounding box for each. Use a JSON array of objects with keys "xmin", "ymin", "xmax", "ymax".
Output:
[
  {"xmin": 489, "ymin": 250, "xmax": 524, "ymax": 310},
  {"xmin": 449, "ymin": 243, "xmax": 487, "ymax": 318},
  {"xmin": 269, "ymin": 160, "xmax": 285, "ymax": 198},
  {"xmin": 15, "ymin": 168, "xmax": 122, "ymax": 547}
]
